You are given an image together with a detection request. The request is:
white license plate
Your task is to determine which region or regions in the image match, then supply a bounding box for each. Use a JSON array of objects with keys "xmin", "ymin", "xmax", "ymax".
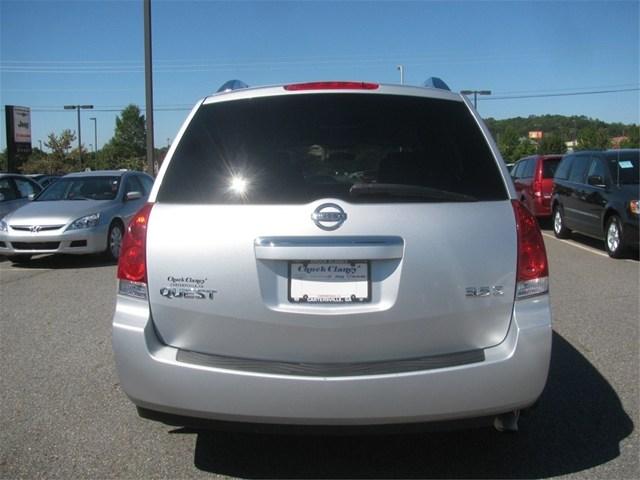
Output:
[{"xmin": 289, "ymin": 261, "xmax": 370, "ymax": 303}]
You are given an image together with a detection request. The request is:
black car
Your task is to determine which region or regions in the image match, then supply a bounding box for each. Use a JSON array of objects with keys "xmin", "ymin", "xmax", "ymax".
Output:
[{"xmin": 551, "ymin": 149, "xmax": 639, "ymax": 258}]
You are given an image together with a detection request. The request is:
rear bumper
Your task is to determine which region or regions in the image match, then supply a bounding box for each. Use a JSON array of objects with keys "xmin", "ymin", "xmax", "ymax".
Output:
[
  {"xmin": 112, "ymin": 295, "xmax": 552, "ymax": 427},
  {"xmin": 532, "ymin": 195, "xmax": 553, "ymax": 217},
  {"xmin": 0, "ymin": 224, "xmax": 107, "ymax": 256}
]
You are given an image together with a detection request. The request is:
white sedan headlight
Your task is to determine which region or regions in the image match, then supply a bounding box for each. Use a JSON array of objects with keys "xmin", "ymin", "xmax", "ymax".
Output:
[{"xmin": 67, "ymin": 213, "xmax": 101, "ymax": 231}]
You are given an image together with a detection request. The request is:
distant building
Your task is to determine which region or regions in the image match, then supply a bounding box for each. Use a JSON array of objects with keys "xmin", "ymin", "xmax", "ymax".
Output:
[
  {"xmin": 610, "ymin": 136, "xmax": 629, "ymax": 149},
  {"xmin": 528, "ymin": 131, "xmax": 543, "ymax": 140},
  {"xmin": 565, "ymin": 140, "xmax": 578, "ymax": 152}
]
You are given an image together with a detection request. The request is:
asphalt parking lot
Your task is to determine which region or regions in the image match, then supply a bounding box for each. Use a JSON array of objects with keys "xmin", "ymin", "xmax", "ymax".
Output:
[{"xmin": 1, "ymin": 230, "xmax": 638, "ymax": 479}]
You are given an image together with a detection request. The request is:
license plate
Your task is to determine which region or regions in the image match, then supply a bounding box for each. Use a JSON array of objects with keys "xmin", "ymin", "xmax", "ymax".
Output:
[{"xmin": 289, "ymin": 261, "xmax": 370, "ymax": 303}]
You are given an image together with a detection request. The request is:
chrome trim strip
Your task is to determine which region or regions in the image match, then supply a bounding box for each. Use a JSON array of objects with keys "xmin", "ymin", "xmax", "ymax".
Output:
[
  {"xmin": 254, "ymin": 236, "xmax": 404, "ymax": 260},
  {"xmin": 565, "ymin": 207, "xmax": 599, "ymax": 219},
  {"xmin": 255, "ymin": 236, "xmax": 403, "ymax": 248}
]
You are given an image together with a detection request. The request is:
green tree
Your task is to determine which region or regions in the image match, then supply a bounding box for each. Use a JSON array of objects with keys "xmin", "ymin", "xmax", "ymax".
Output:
[
  {"xmin": 34, "ymin": 129, "xmax": 78, "ymax": 173},
  {"xmin": 620, "ymin": 125, "xmax": 639, "ymax": 148},
  {"xmin": 512, "ymin": 138, "xmax": 537, "ymax": 160},
  {"xmin": 102, "ymin": 105, "xmax": 146, "ymax": 168},
  {"xmin": 577, "ymin": 127, "xmax": 610, "ymax": 150},
  {"xmin": 0, "ymin": 149, "xmax": 7, "ymax": 171},
  {"xmin": 19, "ymin": 148, "xmax": 50, "ymax": 174},
  {"xmin": 497, "ymin": 127, "xmax": 520, "ymax": 162},
  {"xmin": 537, "ymin": 134, "xmax": 567, "ymax": 155}
]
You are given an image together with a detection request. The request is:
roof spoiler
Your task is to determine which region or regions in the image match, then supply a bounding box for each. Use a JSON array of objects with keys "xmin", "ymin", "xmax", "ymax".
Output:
[
  {"xmin": 423, "ymin": 77, "xmax": 451, "ymax": 91},
  {"xmin": 216, "ymin": 79, "xmax": 249, "ymax": 93}
]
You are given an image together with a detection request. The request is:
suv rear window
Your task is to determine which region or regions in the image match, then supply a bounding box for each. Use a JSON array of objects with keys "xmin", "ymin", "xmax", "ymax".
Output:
[
  {"xmin": 542, "ymin": 158, "xmax": 561, "ymax": 179},
  {"xmin": 158, "ymin": 94, "xmax": 507, "ymax": 204}
]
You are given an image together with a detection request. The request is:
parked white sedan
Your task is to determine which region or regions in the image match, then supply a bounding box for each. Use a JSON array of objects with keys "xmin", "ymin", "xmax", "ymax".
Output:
[{"xmin": 0, "ymin": 170, "xmax": 152, "ymax": 263}]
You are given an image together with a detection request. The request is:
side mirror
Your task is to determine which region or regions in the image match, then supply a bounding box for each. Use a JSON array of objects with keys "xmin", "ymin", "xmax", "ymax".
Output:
[
  {"xmin": 28, "ymin": 193, "xmax": 36, "ymax": 200},
  {"xmin": 124, "ymin": 191, "xmax": 142, "ymax": 202},
  {"xmin": 587, "ymin": 175, "xmax": 606, "ymax": 187}
]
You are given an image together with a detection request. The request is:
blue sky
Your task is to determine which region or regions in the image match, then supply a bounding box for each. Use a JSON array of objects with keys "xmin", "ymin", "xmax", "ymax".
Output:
[{"xmin": 1, "ymin": 0, "xmax": 638, "ymax": 151}]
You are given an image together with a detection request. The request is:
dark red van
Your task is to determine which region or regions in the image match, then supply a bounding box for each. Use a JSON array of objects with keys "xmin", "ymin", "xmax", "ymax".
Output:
[{"xmin": 511, "ymin": 154, "xmax": 563, "ymax": 217}]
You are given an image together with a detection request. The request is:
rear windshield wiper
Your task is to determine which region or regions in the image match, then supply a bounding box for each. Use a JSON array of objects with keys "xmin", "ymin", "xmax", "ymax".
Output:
[{"xmin": 349, "ymin": 183, "xmax": 477, "ymax": 202}]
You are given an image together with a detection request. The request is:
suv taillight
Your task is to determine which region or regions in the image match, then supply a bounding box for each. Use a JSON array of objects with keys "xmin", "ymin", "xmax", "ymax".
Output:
[
  {"xmin": 512, "ymin": 200, "xmax": 549, "ymax": 299},
  {"xmin": 117, "ymin": 203, "xmax": 154, "ymax": 299}
]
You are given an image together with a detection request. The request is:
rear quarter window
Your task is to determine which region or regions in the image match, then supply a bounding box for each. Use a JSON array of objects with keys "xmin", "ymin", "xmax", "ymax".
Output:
[
  {"xmin": 522, "ymin": 159, "xmax": 535, "ymax": 178},
  {"xmin": 157, "ymin": 93, "xmax": 508, "ymax": 204},
  {"xmin": 568, "ymin": 156, "xmax": 591, "ymax": 184}
]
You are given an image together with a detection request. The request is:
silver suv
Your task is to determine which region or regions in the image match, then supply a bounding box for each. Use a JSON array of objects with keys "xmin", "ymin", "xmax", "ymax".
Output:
[{"xmin": 112, "ymin": 80, "xmax": 551, "ymax": 432}]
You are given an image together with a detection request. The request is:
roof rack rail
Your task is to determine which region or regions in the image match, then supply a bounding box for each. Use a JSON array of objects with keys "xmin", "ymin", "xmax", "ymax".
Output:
[
  {"xmin": 423, "ymin": 77, "xmax": 451, "ymax": 91},
  {"xmin": 216, "ymin": 79, "xmax": 249, "ymax": 93}
]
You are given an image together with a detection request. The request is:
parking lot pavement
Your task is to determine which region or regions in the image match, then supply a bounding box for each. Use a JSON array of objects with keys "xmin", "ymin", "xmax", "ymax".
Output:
[{"xmin": 1, "ymin": 242, "xmax": 638, "ymax": 479}]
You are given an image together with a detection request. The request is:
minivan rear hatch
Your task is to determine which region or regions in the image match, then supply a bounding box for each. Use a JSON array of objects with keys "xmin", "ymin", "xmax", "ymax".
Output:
[{"xmin": 147, "ymin": 90, "xmax": 516, "ymax": 364}]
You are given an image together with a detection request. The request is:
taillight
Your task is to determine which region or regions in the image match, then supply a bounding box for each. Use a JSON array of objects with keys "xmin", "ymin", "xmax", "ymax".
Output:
[
  {"xmin": 284, "ymin": 81, "xmax": 379, "ymax": 91},
  {"xmin": 512, "ymin": 200, "xmax": 549, "ymax": 299},
  {"xmin": 117, "ymin": 203, "xmax": 154, "ymax": 299},
  {"xmin": 533, "ymin": 179, "xmax": 543, "ymax": 197}
]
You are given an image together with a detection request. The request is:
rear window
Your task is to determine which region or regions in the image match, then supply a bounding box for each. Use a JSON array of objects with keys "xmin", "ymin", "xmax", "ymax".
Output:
[
  {"xmin": 158, "ymin": 94, "xmax": 507, "ymax": 204},
  {"xmin": 542, "ymin": 158, "xmax": 561, "ymax": 179}
]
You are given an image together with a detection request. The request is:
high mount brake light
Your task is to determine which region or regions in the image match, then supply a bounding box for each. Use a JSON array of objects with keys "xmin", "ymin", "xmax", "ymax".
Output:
[
  {"xmin": 512, "ymin": 200, "xmax": 549, "ymax": 299},
  {"xmin": 284, "ymin": 81, "xmax": 379, "ymax": 91},
  {"xmin": 117, "ymin": 203, "xmax": 154, "ymax": 286}
]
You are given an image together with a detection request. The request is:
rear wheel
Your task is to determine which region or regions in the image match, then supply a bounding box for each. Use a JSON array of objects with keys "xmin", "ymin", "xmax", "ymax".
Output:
[
  {"xmin": 7, "ymin": 254, "xmax": 32, "ymax": 264},
  {"xmin": 605, "ymin": 215, "xmax": 627, "ymax": 258},
  {"xmin": 553, "ymin": 205, "xmax": 571, "ymax": 239},
  {"xmin": 106, "ymin": 221, "xmax": 124, "ymax": 262}
]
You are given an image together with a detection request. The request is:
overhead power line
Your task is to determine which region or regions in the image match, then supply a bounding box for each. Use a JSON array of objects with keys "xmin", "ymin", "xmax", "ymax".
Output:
[{"xmin": 481, "ymin": 87, "xmax": 640, "ymax": 101}]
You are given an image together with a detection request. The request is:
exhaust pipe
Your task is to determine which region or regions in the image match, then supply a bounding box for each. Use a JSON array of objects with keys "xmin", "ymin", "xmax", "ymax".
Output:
[{"xmin": 494, "ymin": 410, "xmax": 520, "ymax": 432}]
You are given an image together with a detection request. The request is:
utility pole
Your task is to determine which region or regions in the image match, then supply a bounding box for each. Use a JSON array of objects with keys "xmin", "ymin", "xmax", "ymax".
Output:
[
  {"xmin": 144, "ymin": 0, "xmax": 155, "ymax": 175},
  {"xmin": 396, "ymin": 64, "xmax": 404, "ymax": 85},
  {"xmin": 90, "ymin": 117, "xmax": 97, "ymax": 154},
  {"xmin": 63, "ymin": 104, "xmax": 93, "ymax": 169},
  {"xmin": 460, "ymin": 90, "xmax": 491, "ymax": 109}
]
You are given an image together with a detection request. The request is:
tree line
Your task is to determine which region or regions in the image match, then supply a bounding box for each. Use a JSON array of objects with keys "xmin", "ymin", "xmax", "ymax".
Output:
[
  {"xmin": 1, "ymin": 110, "xmax": 638, "ymax": 172},
  {"xmin": 485, "ymin": 114, "xmax": 639, "ymax": 163}
]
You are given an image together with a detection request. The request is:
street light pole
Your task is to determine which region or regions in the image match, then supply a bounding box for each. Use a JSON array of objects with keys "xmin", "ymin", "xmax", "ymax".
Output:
[
  {"xmin": 396, "ymin": 64, "xmax": 404, "ymax": 85},
  {"xmin": 144, "ymin": 0, "xmax": 155, "ymax": 175},
  {"xmin": 90, "ymin": 117, "xmax": 97, "ymax": 153},
  {"xmin": 460, "ymin": 89, "xmax": 491, "ymax": 109},
  {"xmin": 64, "ymin": 104, "xmax": 94, "ymax": 169}
]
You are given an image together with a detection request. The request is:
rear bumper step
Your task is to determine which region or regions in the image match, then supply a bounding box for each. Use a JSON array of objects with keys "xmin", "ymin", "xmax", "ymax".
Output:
[{"xmin": 176, "ymin": 348, "xmax": 485, "ymax": 377}]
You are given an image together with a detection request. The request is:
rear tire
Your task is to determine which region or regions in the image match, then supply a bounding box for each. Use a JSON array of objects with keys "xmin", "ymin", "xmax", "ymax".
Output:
[
  {"xmin": 7, "ymin": 254, "xmax": 32, "ymax": 264},
  {"xmin": 553, "ymin": 205, "xmax": 571, "ymax": 239},
  {"xmin": 105, "ymin": 221, "xmax": 124, "ymax": 262},
  {"xmin": 605, "ymin": 215, "xmax": 627, "ymax": 258}
]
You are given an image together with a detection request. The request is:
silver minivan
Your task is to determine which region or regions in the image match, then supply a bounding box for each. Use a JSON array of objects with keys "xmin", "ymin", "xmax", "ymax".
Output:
[{"xmin": 112, "ymin": 80, "xmax": 552, "ymax": 432}]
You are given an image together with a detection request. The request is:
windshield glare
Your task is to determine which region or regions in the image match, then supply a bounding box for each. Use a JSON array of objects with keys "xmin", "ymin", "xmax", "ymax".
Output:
[{"xmin": 36, "ymin": 177, "xmax": 121, "ymax": 201}]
